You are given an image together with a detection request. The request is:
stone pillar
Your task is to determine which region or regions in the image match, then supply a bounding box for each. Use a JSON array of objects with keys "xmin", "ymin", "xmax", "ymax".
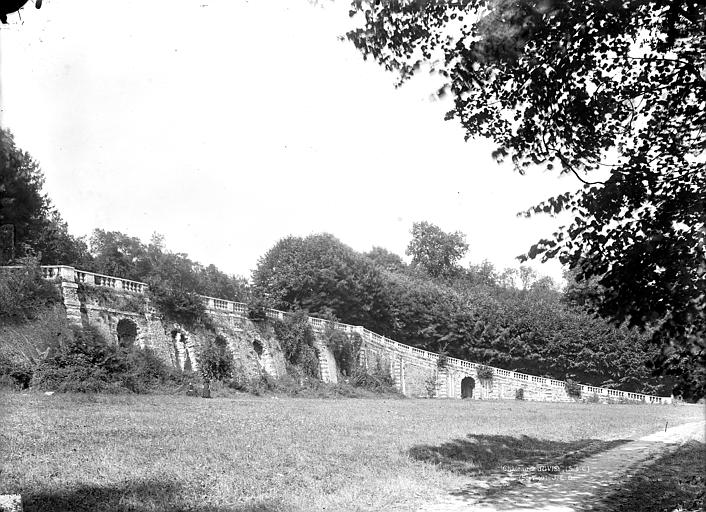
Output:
[
  {"xmin": 57, "ymin": 266, "xmax": 76, "ymax": 281},
  {"xmin": 399, "ymin": 357, "xmax": 406, "ymax": 395},
  {"xmin": 314, "ymin": 339, "xmax": 334, "ymax": 383},
  {"xmin": 392, "ymin": 356, "xmax": 405, "ymax": 394},
  {"xmin": 60, "ymin": 281, "xmax": 82, "ymax": 327},
  {"xmin": 445, "ymin": 369, "xmax": 453, "ymax": 399}
]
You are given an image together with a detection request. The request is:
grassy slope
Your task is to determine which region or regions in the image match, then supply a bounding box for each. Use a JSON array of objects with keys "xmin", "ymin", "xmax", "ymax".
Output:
[{"xmin": 1, "ymin": 393, "xmax": 703, "ymax": 512}]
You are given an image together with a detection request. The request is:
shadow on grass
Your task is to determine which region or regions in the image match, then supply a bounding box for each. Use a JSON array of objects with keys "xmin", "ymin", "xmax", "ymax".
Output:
[
  {"xmin": 22, "ymin": 478, "xmax": 289, "ymax": 512},
  {"xmin": 594, "ymin": 440, "xmax": 706, "ymax": 512},
  {"xmin": 408, "ymin": 434, "xmax": 630, "ymax": 476}
]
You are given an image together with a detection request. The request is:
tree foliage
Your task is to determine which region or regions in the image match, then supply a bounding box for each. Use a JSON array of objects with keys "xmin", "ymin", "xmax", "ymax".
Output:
[
  {"xmin": 366, "ymin": 246, "xmax": 407, "ymax": 272},
  {"xmin": 346, "ymin": 0, "xmax": 705, "ymax": 398},
  {"xmin": 254, "ymin": 229, "xmax": 671, "ymax": 395},
  {"xmin": 0, "ymin": 258, "xmax": 60, "ymax": 323},
  {"xmin": 85, "ymin": 230, "xmax": 249, "ymax": 327},
  {"xmin": 406, "ymin": 221, "xmax": 468, "ymax": 278},
  {"xmin": 252, "ymin": 234, "xmax": 392, "ymax": 334},
  {"xmin": 272, "ymin": 311, "xmax": 320, "ymax": 378},
  {"xmin": 0, "ymin": 129, "xmax": 88, "ymax": 266}
]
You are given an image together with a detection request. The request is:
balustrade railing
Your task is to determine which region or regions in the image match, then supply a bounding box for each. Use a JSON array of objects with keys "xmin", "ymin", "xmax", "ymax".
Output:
[{"xmin": 0, "ymin": 264, "xmax": 672, "ymax": 404}]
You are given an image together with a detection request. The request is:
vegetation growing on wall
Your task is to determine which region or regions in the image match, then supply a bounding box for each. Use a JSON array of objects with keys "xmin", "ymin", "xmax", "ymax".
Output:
[
  {"xmin": 197, "ymin": 335, "xmax": 234, "ymax": 383},
  {"xmin": 30, "ymin": 326, "xmax": 189, "ymax": 393},
  {"xmin": 272, "ymin": 311, "xmax": 320, "ymax": 379},
  {"xmin": 565, "ymin": 379, "xmax": 582, "ymax": 399},
  {"xmin": 477, "ymin": 366, "xmax": 494, "ymax": 381},
  {"xmin": 77, "ymin": 283, "xmax": 145, "ymax": 314},
  {"xmin": 0, "ymin": 259, "xmax": 60, "ymax": 323},
  {"xmin": 324, "ymin": 326, "xmax": 362, "ymax": 377},
  {"xmin": 349, "ymin": 354, "xmax": 397, "ymax": 394},
  {"xmin": 148, "ymin": 283, "xmax": 208, "ymax": 329},
  {"xmin": 424, "ymin": 371, "xmax": 438, "ymax": 398}
]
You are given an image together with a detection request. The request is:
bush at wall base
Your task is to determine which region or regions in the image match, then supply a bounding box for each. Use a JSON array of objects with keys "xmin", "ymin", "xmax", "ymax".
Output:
[{"xmin": 565, "ymin": 379, "xmax": 582, "ymax": 399}]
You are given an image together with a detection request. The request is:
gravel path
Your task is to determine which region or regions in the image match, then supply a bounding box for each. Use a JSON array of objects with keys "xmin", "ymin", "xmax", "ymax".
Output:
[{"xmin": 419, "ymin": 420, "xmax": 706, "ymax": 512}]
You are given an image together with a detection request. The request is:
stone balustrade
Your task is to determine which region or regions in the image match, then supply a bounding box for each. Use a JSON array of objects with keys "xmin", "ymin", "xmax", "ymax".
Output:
[{"xmin": 0, "ymin": 264, "xmax": 673, "ymax": 404}]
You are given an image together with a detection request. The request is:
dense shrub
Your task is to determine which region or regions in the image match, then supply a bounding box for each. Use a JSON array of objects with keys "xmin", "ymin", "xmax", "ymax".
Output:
[
  {"xmin": 77, "ymin": 283, "xmax": 145, "ymax": 314},
  {"xmin": 273, "ymin": 312, "xmax": 320, "ymax": 378},
  {"xmin": 565, "ymin": 379, "xmax": 582, "ymax": 399},
  {"xmin": 247, "ymin": 294, "xmax": 270, "ymax": 322},
  {"xmin": 477, "ymin": 365, "xmax": 494, "ymax": 381},
  {"xmin": 227, "ymin": 371, "xmax": 401, "ymax": 398},
  {"xmin": 0, "ymin": 260, "xmax": 60, "ymax": 323},
  {"xmin": 147, "ymin": 281, "xmax": 207, "ymax": 328},
  {"xmin": 0, "ymin": 354, "xmax": 33, "ymax": 390},
  {"xmin": 31, "ymin": 326, "xmax": 186, "ymax": 393},
  {"xmin": 325, "ymin": 327, "xmax": 362, "ymax": 377},
  {"xmin": 424, "ymin": 371, "xmax": 438, "ymax": 398},
  {"xmin": 436, "ymin": 347, "xmax": 449, "ymax": 370},
  {"xmin": 349, "ymin": 356, "xmax": 396, "ymax": 393},
  {"xmin": 227, "ymin": 374, "xmax": 278, "ymax": 396},
  {"xmin": 197, "ymin": 335, "xmax": 234, "ymax": 382}
]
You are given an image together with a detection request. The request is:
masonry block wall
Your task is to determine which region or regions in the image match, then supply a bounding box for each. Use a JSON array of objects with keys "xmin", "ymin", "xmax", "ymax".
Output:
[
  {"xmin": 12, "ymin": 265, "xmax": 672, "ymax": 404},
  {"xmin": 66, "ymin": 281, "xmax": 287, "ymax": 382}
]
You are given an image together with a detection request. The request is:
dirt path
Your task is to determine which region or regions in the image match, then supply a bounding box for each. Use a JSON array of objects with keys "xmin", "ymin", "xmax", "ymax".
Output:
[{"xmin": 419, "ymin": 420, "xmax": 706, "ymax": 512}]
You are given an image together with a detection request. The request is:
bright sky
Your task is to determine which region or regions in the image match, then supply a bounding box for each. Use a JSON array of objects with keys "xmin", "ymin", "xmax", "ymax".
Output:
[{"xmin": 1, "ymin": 0, "xmax": 576, "ymax": 282}]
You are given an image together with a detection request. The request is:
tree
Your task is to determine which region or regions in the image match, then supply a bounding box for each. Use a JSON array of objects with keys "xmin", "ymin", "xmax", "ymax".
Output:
[
  {"xmin": 34, "ymin": 212, "xmax": 92, "ymax": 268},
  {"xmin": 346, "ymin": 1, "xmax": 705, "ymax": 398},
  {"xmin": 518, "ymin": 265, "xmax": 537, "ymax": 291},
  {"xmin": 89, "ymin": 229, "xmax": 149, "ymax": 281},
  {"xmin": 465, "ymin": 259, "xmax": 498, "ymax": 287},
  {"xmin": 252, "ymin": 234, "xmax": 392, "ymax": 334},
  {"xmin": 0, "ymin": 129, "xmax": 49, "ymax": 261},
  {"xmin": 197, "ymin": 264, "xmax": 249, "ymax": 303},
  {"xmin": 0, "ymin": 129, "xmax": 88, "ymax": 266},
  {"xmin": 365, "ymin": 246, "xmax": 407, "ymax": 272},
  {"xmin": 1, "ymin": 1, "xmax": 43, "ymax": 25},
  {"xmin": 406, "ymin": 221, "xmax": 469, "ymax": 279}
]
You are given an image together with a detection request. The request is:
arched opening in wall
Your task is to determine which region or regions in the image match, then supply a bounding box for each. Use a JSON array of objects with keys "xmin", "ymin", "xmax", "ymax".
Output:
[
  {"xmin": 116, "ymin": 319, "xmax": 138, "ymax": 349},
  {"xmin": 461, "ymin": 376, "xmax": 475, "ymax": 399},
  {"xmin": 252, "ymin": 339, "xmax": 263, "ymax": 357}
]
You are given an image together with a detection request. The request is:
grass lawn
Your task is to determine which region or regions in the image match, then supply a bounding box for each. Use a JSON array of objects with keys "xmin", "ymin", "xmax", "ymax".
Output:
[{"xmin": 1, "ymin": 392, "xmax": 703, "ymax": 512}]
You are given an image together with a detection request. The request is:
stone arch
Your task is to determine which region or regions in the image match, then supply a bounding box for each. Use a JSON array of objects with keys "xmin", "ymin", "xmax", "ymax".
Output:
[
  {"xmin": 116, "ymin": 318, "xmax": 138, "ymax": 349},
  {"xmin": 461, "ymin": 376, "xmax": 476, "ymax": 399}
]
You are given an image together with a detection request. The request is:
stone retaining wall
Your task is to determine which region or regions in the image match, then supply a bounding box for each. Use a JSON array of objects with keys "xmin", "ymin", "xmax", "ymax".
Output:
[{"xmin": 9, "ymin": 265, "xmax": 674, "ymax": 404}]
